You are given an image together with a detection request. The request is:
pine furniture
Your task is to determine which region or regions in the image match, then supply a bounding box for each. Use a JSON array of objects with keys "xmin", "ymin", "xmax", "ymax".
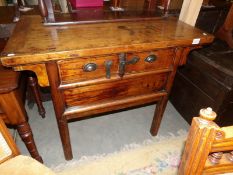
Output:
[{"xmin": 179, "ymin": 107, "xmax": 233, "ymax": 174}]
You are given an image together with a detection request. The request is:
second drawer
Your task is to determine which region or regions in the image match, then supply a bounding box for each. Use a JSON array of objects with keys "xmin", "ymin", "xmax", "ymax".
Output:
[{"xmin": 63, "ymin": 72, "xmax": 169, "ymax": 107}]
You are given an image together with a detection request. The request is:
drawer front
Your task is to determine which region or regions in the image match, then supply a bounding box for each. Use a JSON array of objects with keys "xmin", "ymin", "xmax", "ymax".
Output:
[
  {"xmin": 58, "ymin": 49, "xmax": 174, "ymax": 84},
  {"xmin": 58, "ymin": 55, "xmax": 119, "ymax": 84},
  {"xmin": 63, "ymin": 72, "xmax": 168, "ymax": 107}
]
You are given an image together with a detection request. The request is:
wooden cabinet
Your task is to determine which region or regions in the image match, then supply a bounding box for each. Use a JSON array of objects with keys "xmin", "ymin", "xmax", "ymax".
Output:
[
  {"xmin": 1, "ymin": 15, "xmax": 214, "ymax": 160},
  {"xmin": 170, "ymin": 41, "xmax": 233, "ymax": 126},
  {"xmin": 58, "ymin": 49, "xmax": 175, "ymax": 117}
]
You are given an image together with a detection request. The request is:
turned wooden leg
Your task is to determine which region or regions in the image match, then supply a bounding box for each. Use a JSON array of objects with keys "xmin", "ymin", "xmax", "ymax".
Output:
[
  {"xmin": 28, "ymin": 76, "xmax": 46, "ymax": 118},
  {"xmin": 150, "ymin": 96, "xmax": 168, "ymax": 136},
  {"xmin": 17, "ymin": 121, "xmax": 43, "ymax": 163}
]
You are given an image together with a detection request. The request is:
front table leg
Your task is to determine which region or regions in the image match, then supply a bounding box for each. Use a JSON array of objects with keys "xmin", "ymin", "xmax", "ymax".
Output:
[
  {"xmin": 150, "ymin": 96, "xmax": 168, "ymax": 136},
  {"xmin": 150, "ymin": 48, "xmax": 185, "ymax": 136},
  {"xmin": 46, "ymin": 62, "xmax": 73, "ymax": 160}
]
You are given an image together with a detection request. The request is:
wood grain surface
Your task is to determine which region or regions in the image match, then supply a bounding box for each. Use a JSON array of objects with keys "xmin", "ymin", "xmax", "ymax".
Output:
[
  {"xmin": 1, "ymin": 15, "xmax": 214, "ymax": 66},
  {"xmin": 0, "ymin": 15, "xmax": 215, "ymax": 160}
]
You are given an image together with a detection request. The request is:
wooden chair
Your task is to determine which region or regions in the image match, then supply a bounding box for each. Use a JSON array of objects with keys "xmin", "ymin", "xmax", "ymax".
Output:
[
  {"xmin": 0, "ymin": 65, "xmax": 43, "ymax": 163},
  {"xmin": 0, "ymin": 117, "xmax": 19, "ymax": 164},
  {"xmin": 0, "ymin": 117, "xmax": 55, "ymax": 175},
  {"xmin": 179, "ymin": 107, "xmax": 233, "ymax": 174}
]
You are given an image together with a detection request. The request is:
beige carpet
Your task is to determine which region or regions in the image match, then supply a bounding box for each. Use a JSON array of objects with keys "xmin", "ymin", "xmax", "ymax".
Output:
[{"xmin": 52, "ymin": 130, "xmax": 187, "ymax": 175}]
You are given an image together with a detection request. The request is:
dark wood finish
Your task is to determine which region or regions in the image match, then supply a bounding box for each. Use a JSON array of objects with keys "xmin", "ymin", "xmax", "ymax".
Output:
[
  {"xmin": 215, "ymin": 3, "xmax": 233, "ymax": 48},
  {"xmin": 1, "ymin": 16, "xmax": 214, "ymax": 160},
  {"xmin": 195, "ymin": 4, "xmax": 230, "ymax": 34},
  {"xmin": 28, "ymin": 76, "xmax": 46, "ymax": 118},
  {"xmin": 0, "ymin": 67, "xmax": 43, "ymax": 163},
  {"xmin": 170, "ymin": 40, "xmax": 233, "ymax": 126},
  {"xmin": 0, "ymin": 6, "xmax": 40, "ymax": 24}
]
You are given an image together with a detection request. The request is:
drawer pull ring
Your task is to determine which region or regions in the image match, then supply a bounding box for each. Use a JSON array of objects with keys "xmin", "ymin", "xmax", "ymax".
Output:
[
  {"xmin": 83, "ymin": 63, "xmax": 97, "ymax": 72},
  {"xmin": 105, "ymin": 60, "xmax": 113, "ymax": 79},
  {"xmin": 145, "ymin": 55, "xmax": 157, "ymax": 63}
]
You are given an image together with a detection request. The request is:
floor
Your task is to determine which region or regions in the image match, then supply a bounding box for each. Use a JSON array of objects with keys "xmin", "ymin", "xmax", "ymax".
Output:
[{"xmin": 16, "ymin": 100, "xmax": 189, "ymax": 167}]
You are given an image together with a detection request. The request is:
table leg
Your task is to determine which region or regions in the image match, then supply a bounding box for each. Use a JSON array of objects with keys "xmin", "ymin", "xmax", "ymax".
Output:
[
  {"xmin": 150, "ymin": 96, "xmax": 168, "ymax": 136},
  {"xmin": 17, "ymin": 121, "xmax": 43, "ymax": 163},
  {"xmin": 28, "ymin": 76, "xmax": 46, "ymax": 118},
  {"xmin": 46, "ymin": 62, "xmax": 73, "ymax": 160},
  {"xmin": 150, "ymin": 48, "xmax": 184, "ymax": 136},
  {"xmin": 0, "ymin": 90, "xmax": 43, "ymax": 163}
]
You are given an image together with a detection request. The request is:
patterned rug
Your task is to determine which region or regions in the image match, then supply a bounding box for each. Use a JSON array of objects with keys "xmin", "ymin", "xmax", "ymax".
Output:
[{"xmin": 53, "ymin": 130, "xmax": 187, "ymax": 175}]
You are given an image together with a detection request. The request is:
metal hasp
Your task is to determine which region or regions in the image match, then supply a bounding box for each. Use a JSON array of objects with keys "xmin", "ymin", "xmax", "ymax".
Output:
[
  {"xmin": 105, "ymin": 60, "xmax": 113, "ymax": 79},
  {"xmin": 118, "ymin": 53, "xmax": 139, "ymax": 78}
]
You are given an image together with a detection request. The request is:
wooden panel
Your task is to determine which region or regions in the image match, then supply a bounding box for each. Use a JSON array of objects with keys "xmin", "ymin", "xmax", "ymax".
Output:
[
  {"xmin": 14, "ymin": 64, "xmax": 49, "ymax": 87},
  {"xmin": 58, "ymin": 49, "xmax": 174, "ymax": 84},
  {"xmin": 0, "ymin": 65, "xmax": 20, "ymax": 93},
  {"xmin": 178, "ymin": 117, "xmax": 220, "ymax": 175},
  {"xmin": 58, "ymin": 55, "xmax": 119, "ymax": 84},
  {"xmin": 178, "ymin": 63, "xmax": 225, "ymax": 101},
  {"xmin": 125, "ymin": 49, "xmax": 175, "ymax": 73},
  {"xmin": 64, "ymin": 72, "xmax": 168, "ymax": 107},
  {"xmin": 64, "ymin": 92, "xmax": 166, "ymax": 119}
]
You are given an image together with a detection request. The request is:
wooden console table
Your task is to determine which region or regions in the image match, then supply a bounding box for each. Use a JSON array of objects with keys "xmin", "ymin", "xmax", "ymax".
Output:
[{"xmin": 1, "ymin": 15, "xmax": 214, "ymax": 160}]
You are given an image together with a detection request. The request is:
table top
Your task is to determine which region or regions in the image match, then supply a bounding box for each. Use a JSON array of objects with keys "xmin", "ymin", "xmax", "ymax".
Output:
[{"xmin": 1, "ymin": 15, "xmax": 214, "ymax": 66}]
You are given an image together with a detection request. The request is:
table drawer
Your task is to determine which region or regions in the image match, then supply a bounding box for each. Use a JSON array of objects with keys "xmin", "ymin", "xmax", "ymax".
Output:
[
  {"xmin": 63, "ymin": 72, "xmax": 168, "ymax": 107},
  {"xmin": 58, "ymin": 49, "xmax": 175, "ymax": 84}
]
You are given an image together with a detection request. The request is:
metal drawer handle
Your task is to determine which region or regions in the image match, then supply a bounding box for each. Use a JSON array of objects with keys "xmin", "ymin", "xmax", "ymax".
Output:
[
  {"xmin": 83, "ymin": 63, "xmax": 97, "ymax": 72},
  {"xmin": 127, "ymin": 56, "xmax": 140, "ymax": 65},
  {"xmin": 145, "ymin": 54, "xmax": 157, "ymax": 63}
]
